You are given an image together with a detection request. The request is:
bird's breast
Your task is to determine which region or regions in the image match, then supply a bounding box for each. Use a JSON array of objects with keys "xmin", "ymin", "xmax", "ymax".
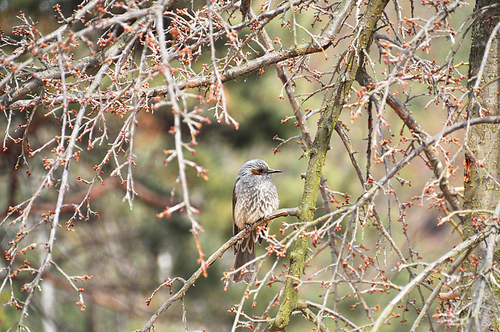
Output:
[{"xmin": 233, "ymin": 177, "xmax": 279, "ymax": 230}]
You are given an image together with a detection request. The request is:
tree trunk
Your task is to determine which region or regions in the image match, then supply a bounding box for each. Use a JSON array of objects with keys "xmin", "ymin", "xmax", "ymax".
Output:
[
  {"xmin": 267, "ymin": 0, "xmax": 390, "ymax": 330},
  {"xmin": 463, "ymin": 0, "xmax": 500, "ymax": 330}
]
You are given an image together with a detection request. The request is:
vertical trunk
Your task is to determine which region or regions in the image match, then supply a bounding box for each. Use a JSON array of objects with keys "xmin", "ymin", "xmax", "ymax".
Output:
[
  {"xmin": 463, "ymin": 0, "xmax": 500, "ymax": 330},
  {"xmin": 267, "ymin": 0, "xmax": 390, "ymax": 330}
]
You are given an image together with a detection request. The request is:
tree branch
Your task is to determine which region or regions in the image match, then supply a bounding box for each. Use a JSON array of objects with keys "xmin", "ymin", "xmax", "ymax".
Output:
[
  {"xmin": 371, "ymin": 225, "xmax": 499, "ymax": 332},
  {"xmin": 139, "ymin": 208, "xmax": 298, "ymax": 332},
  {"xmin": 268, "ymin": 0, "xmax": 390, "ymax": 330},
  {"xmin": 356, "ymin": 66, "xmax": 464, "ymax": 236}
]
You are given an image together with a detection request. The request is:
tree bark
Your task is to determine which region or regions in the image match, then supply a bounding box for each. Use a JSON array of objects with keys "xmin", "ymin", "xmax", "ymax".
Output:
[{"xmin": 463, "ymin": 0, "xmax": 500, "ymax": 330}]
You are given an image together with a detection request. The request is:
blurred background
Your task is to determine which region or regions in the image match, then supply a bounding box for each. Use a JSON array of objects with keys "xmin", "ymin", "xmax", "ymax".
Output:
[{"xmin": 0, "ymin": 0, "xmax": 470, "ymax": 331}]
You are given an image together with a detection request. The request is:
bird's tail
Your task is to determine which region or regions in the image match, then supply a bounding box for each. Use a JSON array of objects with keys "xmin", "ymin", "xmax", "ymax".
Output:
[{"xmin": 231, "ymin": 235, "xmax": 256, "ymax": 284}]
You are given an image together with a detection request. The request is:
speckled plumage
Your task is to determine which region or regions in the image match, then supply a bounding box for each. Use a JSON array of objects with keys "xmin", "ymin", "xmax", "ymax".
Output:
[{"xmin": 231, "ymin": 159, "xmax": 280, "ymax": 283}]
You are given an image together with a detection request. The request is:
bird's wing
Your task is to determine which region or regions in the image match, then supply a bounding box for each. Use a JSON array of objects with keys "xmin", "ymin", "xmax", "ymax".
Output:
[{"xmin": 232, "ymin": 177, "xmax": 240, "ymax": 237}]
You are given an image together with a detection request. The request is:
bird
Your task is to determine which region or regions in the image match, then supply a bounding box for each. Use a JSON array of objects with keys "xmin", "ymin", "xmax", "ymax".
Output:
[
  {"xmin": 240, "ymin": 0, "xmax": 251, "ymax": 19},
  {"xmin": 231, "ymin": 159, "xmax": 281, "ymax": 283}
]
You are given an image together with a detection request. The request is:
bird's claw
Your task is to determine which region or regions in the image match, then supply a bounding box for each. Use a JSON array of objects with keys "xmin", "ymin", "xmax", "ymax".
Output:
[{"xmin": 246, "ymin": 217, "xmax": 265, "ymax": 230}]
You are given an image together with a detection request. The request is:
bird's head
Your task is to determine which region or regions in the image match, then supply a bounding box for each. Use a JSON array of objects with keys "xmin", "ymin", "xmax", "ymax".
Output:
[{"xmin": 238, "ymin": 159, "xmax": 282, "ymax": 177}]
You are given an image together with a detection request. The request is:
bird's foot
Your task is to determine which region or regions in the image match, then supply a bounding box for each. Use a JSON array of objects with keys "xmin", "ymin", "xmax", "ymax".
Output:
[{"xmin": 246, "ymin": 217, "xmax": 265, "ymax": 230}]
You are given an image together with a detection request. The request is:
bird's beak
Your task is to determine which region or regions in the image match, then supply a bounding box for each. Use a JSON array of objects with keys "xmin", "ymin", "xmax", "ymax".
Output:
[{"xmin": 268, "ymin": 168, "xmax": 282, "ymax": 174}]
